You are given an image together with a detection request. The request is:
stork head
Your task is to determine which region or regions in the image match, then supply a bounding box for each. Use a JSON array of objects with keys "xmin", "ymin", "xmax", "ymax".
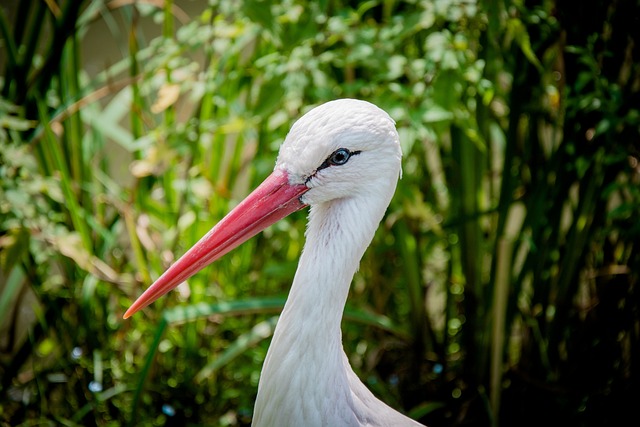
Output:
[
  {"xmin": 277, "ymin": 99, "xmax": 402, "ymax": 205},
  {"xmin": 124, "ymin": 99, "xmax": 401, "ymax": 318}
]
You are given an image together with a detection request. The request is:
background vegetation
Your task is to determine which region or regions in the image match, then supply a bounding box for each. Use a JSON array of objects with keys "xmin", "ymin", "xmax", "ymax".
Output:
[{"xmin": 1, "ymin": 0, "xmax": 638, "ymax": 426}]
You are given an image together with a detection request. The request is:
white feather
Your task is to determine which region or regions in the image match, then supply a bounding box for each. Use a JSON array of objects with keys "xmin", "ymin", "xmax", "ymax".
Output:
[{"xmin": 252, "ymin": 99, "xmax": 423, "ymax": 427}]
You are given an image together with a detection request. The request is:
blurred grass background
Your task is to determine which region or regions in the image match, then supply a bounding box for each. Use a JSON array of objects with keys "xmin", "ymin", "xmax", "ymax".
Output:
[{"xmin": 0, "ymin": 0, "xmax": 639, "ymax": 426}]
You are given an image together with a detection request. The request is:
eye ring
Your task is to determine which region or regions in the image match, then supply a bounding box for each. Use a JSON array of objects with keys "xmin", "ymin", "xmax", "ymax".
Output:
[
  {"xmin": 329, "ymin": 148, "xmax": 351, "ymax": 166},
  {"xmin": 312, "ymin": 148, "xmax": 361, "ymax": 178}
]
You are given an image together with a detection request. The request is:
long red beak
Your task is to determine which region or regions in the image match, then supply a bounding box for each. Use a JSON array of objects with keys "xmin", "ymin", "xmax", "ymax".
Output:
[{"xmin": 123, "ymin": 169, "xmax": 308, "ymax": 319}]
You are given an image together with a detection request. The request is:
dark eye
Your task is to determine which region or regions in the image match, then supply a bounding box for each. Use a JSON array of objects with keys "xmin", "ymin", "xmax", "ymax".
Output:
[
  {"xmin": 315, "ymin": 148, "xmax": 361, "ymax": 173},
  {"xmin": 329, "ymin": 148, "xmax": 351, "ymax": 165}
]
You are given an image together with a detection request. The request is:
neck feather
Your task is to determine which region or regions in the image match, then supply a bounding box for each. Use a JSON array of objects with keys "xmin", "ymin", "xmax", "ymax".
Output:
[{"xmin": 252, "ymin": 190, "xmax": 393, "ymax": 426}]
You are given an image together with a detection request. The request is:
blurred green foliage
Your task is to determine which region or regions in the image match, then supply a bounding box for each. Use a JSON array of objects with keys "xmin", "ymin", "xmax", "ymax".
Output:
[{"xmin": 1, "ymin": 0, "xmax": 639, "ymax": 426}]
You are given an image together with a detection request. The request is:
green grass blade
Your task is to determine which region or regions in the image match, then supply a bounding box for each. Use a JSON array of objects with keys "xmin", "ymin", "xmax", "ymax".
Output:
[
  {"xmin": 0, "ymin": 267, "xmax": 25, "ymax": 326},
  {"xmin": 123, "ymin": 207, "xmax": 151, "ymax": 285},
  {"xmin": 0, "ymin": 6, "xmax": 19, "ymax": 77},
  {"xmin": 36, "ymin": 98, "xmax": 92, "ymax": 252},
  {"xmin": 395, "ymin": 220, "xmax": 426, "ymax": 348},
  {"xmin": 162, "ymin": 297, "xmax": 406, "ymax": 338},
  {"xmin": 195, "ymin": 316, "xmax": 279, "ymax": 382},
  {"xmin": 343, "ymin": 306, "xmax": 409, "ymax": 340},
  {"xmin": 489, "ymin": 237, "xmax": 513, "ymax": 422},
  {"xmin": 128, "ymin": 316, "xmax": 168, "ymax": 427},
  {"xmin": 162, "ymin": 297, "xmax": 287, "ymax": 324}
]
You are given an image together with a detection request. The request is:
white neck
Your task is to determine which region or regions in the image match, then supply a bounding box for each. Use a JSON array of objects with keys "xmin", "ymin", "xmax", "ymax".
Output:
[
  {"xmin": 281, "ymin": 196, "xmax": 379, "ymax": 338},
  {"xmin": 252, "ymin": 184, "xmax": 415, "ymax": 427},
  {"xmin": 253, "ymin": 196, "xmax": 382, "ymax": 427}
]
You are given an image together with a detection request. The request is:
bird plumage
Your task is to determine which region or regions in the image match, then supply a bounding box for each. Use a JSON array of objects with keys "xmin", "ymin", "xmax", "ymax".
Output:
[
  {"xmin": 125, "ymin": 99, "xmax": 424, "ymax": 426},
  {"xmin": 254, "ymin": 99, "xmax": 422, "ymax": 426}
]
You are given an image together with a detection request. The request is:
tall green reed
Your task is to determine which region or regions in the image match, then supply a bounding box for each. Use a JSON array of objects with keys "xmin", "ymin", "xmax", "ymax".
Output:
[{"xmin": 1, "ymin": 1, "xmax": 638, "ymax": 426}]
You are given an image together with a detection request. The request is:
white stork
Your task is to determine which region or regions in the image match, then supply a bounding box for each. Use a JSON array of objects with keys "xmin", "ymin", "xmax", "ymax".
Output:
[{"xmin": 125, "ymin": 99, "xmax": 425, "ymax": 427}]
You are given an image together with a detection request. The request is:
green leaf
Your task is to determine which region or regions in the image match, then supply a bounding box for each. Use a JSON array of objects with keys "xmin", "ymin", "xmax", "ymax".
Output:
[
  {"xmin": 422, "ymin": 106, "xmax": 454, "ymax": 123},
  {"xmin": 507, "ymin": 18, "xmax": 543, "ymax": 72},
  {"xmin": 244, "ymin": 0, "xmax": 275, "ymax": 31}
]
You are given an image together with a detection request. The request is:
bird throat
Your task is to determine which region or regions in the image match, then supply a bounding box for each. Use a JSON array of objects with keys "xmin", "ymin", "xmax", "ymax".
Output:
[{"xmin": 252, "ymin": 195, "xmax": 387, "ymax": 426}]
